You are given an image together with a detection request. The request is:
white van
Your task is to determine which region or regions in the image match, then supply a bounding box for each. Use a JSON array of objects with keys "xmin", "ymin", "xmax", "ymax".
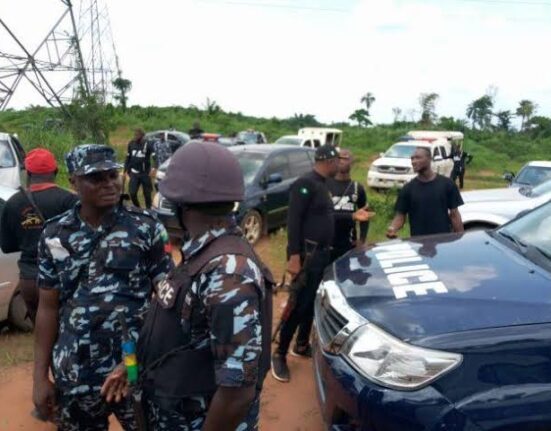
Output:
[
  {"xmin": 367, "ymin": 131, "xmax": 462, "ymax": 190},
  {"xmin": 0, "ymin": 133, "xmax": 25, "ymax": 189},
  {"xmin": 275, "ymin": 128, "xmax": 342, "ymax": 149}
]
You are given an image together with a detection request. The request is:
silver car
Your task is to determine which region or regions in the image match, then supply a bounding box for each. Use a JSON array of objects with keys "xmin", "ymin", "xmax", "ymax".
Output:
[
  {"xmin": 0, "ymin": 185, "xmax": 31, "ymax": 330},
  {"xmin": 460, "ymin": 179, "xmax": 551, "ymax": 230}
]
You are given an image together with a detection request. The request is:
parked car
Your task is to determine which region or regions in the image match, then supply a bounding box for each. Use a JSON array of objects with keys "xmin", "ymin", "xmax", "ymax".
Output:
[
  {"xmin": 503, "ymin": 161, "xmax": 551, "ymax": 188},
  {"xmin": 0, "ymin": 185, "xmax": 31, "ymax": 331},
  {"xmin": 0, "ymin": 132, "xmax": 26, "ymax": 189},
  {"xmin": 460, "ymin": 178, "xmax": 551, "ymax": 230},
  {"xmin": 235, "ymin": 130, "xmax": 267, "ymax": 145},
  {"xmin": 275, "ymin": 128, "xmax": 342, "ymax": 149},
  {"xmin": 152, "ymin": 144, "xmax": 315, "ymax": 243},
  {"xmin": 144, "ymin": 130, "xmax": 190, "ymax": 154},
  {"xmin": 314, "ymin": 200, "xmax": 551, "ymax": 430}
]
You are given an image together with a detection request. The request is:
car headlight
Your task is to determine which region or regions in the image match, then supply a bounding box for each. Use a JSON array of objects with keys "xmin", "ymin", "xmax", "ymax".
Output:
[{"xmin": 342, "ymin": 323, "xmax": 462, "ymax": 391}]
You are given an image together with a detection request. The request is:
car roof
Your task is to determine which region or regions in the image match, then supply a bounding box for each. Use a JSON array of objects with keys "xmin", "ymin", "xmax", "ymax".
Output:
[
  {"xmin": 0, "ymin": 132, "xmax": 10, "ymax": 141},
  {"xmin": 229, "ymin": 144, "xmax": 314, "ymax": 154},
  {"xmin": 0, "ymin": 185, "xmax": 16, "ymax": 201},
  {"xmin": 525, "ymin": 161, "xmax": 551, "ymax": 168},
  {"xmin": 146, "ymin": 130, "xmax": 188, "ymax": 136}
]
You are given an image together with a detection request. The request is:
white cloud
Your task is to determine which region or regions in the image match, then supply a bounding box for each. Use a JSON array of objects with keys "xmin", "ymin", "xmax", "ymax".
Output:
[{"xmin": 1, "ymin": 0, "xmax": 550, "ymax": 125}]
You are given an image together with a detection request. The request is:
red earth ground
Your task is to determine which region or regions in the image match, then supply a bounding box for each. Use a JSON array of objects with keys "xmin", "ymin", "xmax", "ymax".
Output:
[{"xmin": 0, "ymin": 238, "xmax": 325, "ymax": 430}]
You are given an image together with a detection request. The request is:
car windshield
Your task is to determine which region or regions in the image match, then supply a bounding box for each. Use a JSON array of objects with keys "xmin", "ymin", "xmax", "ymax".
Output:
[
  {"xmin": 515, "ymin": 166, "xmax": 551, "ymax": 186},
  {"xmin": 530, "ymin": 179, "xmax": 551, "ymax": 197},
  {"xmin": 384, "ymin": 144, "xmax": 419, "ymax": 158},
  {"xmin": 235, "ymin": 152, "xmax": 265, "ymax": 185},
  {"xmin": 0, "ymin": 140, "xmax": 15, "ymax": 168},
  {"xmin": 276, "ymin": 137, "xmax": 301, "ymax": 146},
  {"xmin": 237, "ymin": 132, "xmax": 259, "ymax": 144},
  {"xmin": 496, "ymin": 202, "xmax": 551, "ymax": 267}
]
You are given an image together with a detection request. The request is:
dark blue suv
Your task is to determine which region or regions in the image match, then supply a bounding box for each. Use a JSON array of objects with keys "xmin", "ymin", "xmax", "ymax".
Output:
[
  {"xmin": 152, "ymin": 144, "xmax": 314, "ymax": 243},
  {"xmin": 314, "ymin": 200, "xmax": 551, "ymax": 430}
]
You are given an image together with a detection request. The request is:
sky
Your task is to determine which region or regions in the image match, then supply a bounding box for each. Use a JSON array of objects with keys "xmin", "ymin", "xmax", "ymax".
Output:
[{"xmin": 1, "ymin": 0, "xmax": 551, "ymax": 125}]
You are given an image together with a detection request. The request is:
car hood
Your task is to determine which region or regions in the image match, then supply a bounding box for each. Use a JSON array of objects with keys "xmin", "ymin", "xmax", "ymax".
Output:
[
  {"xmin": 333, "ymin": 232, "xmax": 551, "ymax": 342},
  {"xmin": 461, "ymin": 187, "xmax": 527, "ymax": 203},
  {"xmin": 371, "ymin": 157, "xmax": 412, "ymax": 168}
]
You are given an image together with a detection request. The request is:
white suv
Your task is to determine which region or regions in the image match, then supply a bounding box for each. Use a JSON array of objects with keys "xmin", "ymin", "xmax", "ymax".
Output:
[
  {"xmin": 367, "ymin": 140, "xmax": 453, "ymax": 190},
  {"xmin": 0, "ymin": 132, "xmax": 25, "ymax": 189}
]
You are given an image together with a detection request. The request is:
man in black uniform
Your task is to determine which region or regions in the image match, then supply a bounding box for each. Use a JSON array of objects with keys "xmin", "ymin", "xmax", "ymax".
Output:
[
  {"xmin": 450, "ymin": 143, "xmax": 473, "ymax": 190},
  {"xmin": 387, "ymin": 147, "xmax": 464, "ymax": 238},
  {"xmin": 124, "ymin": 128, "xmax": 153, "ymax": 208},
  {"xmin": 327, "ymin": 148, "xmax": 371, "ymax": 261},
  {"xmin": 0, "ymin": 148, "xmax": 77, "ymax": 322},
  {"xmin": 271, "ymin": 145, "xmax": 371, "ymax": 383},
  {"xmin": 188, "ymin": 121, "xmax": 204, "ymax": 139}
]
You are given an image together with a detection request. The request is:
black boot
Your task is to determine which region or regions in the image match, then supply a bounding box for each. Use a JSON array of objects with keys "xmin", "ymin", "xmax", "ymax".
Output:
[{"xmin": 271, "ymin": 352, "xmax": 290, "ymax": 382}]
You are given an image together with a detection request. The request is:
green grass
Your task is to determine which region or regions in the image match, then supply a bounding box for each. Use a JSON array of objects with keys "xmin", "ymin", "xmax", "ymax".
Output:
[{"xmin": 0, "ymin": 330, "xmax": 33, "ymax": 370}]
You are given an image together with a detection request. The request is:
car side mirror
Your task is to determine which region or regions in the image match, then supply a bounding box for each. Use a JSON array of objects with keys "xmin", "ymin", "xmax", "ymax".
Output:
[
  {"xmin": 503, "ymin": 172, "xmax": 515, "ymax": 182},
  {"xmin": 261, "ymin": 173, "xmax": 283, "ymax": 188}
]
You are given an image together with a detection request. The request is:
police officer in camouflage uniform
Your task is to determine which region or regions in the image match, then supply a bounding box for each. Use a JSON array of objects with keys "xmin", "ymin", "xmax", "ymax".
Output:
[
  {"xmin": 33, "ymin": 144, "xmax": 173, "ymax": 430},
  {"xmin": 102, "ymin": 141, "xmax": 273, "ymax": 431}
]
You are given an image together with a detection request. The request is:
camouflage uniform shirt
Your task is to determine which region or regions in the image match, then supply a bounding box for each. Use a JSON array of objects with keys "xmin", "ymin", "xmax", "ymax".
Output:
[
  {"xmin": 38, "ymin": 203, "xmax": 174, "ymax": 395},
  {"xmin": 147, "ymin": 224, "xmax": 264, "ymax": 431}
]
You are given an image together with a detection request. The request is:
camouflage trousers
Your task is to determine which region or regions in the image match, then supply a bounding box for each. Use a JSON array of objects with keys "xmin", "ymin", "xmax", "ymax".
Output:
[
  {"xmin": 56, "ymin": 391, "xmax": 137, "ymax": 431},
  {"xmin": 145, "ymin": 396, "xmax": 260, "ymax": 430}
]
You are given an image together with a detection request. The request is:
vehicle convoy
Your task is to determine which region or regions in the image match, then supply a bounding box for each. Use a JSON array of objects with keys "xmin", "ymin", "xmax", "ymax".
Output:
[
  {"xmin": 153, "ymin": 144, "xmax": 315, "ymax": 243},
  {"xmin": 276, "ymin": 127, "xmax": 342, "ymax": 149},
  {"xmin": 0, "ymin": 185, "xmax": 31, "ymax": 330},
  {"xmin": 367, "ymin": 131, "xmax": 462, "ymax": 190},
  {"xmin": 460, "ymin": 178, "xmax": 551, "ymax": 230},
  {"xmin": 314, "ymin": 200, "xmax": 551, "ymax": 430},
  {"xmin": 0, "ymin": 132, "xmax": 26, "ymax": 189},
  {"xmin": 503, "ymin": 161, "xmax": 551, "ymax": 188}
]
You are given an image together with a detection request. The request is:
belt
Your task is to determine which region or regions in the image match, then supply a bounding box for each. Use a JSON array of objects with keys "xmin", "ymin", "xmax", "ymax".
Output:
[{"xmin": 304, "ymin": 239, "xmax": 332, "ymax": 254}]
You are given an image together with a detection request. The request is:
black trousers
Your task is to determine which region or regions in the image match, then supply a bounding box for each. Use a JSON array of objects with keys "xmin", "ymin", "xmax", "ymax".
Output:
[
  {"xmin": 331, "ymin": 244, "xmax": 354, "ymax": 263},
  {"xmin": 451, "ymin": 168, "xmax": 465, "ymax": 189},
  {"xmin": 129, "ymin": 174, "xmax": 153, "ymax": 208},
  {"xmin": 277, "ymin": 248, "xmax": 331, "ymax": 355}
]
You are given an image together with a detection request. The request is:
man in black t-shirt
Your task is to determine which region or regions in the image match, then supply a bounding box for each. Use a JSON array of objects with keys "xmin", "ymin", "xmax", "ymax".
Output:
[
  {"xmin": 387, "ymin": 147, "xmax": 464, "ymax": 238},
  {"xmin": 0, "ymin": 149, "xmax": 77, "ymax": 322},
  {"xmin": 327, "ymin": 149, "xmax": 371, "ymax": 261}
]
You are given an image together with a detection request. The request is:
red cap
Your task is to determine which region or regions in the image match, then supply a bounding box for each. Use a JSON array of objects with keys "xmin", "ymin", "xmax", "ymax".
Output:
[{"xmin": 25, "ymin": 149, "xmax": 58, "ymax": 174}]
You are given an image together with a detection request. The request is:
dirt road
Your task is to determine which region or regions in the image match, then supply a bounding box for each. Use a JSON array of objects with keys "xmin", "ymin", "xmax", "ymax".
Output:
[{"xmin": 0, "ymin": 238, "xmax": 324, "ymax": 430}]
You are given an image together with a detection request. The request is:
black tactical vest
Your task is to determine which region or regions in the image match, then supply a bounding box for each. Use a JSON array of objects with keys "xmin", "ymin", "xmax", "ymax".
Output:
[{"xmin": 138, "ymin": 234, "xmax": 274, "ymax": 411}]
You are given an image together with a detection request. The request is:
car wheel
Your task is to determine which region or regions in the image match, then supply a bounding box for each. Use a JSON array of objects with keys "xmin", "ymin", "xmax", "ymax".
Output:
[
  {"xmin": 241, "ymin": 210, "xmax": 263, "ymax": 244},
  {"xmin": 8, "ymin": 289, "xmax": 33, "ymax": 332}
]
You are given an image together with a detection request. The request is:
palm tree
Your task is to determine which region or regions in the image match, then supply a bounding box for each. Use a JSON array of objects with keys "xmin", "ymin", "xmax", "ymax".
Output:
[
  {"xmin": 495, "ymin": 110, "xmax": 513, "ymax": 132},
  {"xmin": 418, "ymin": 93, "xmax": 439, "ymax": 126},
  {"xmin": 516, "ymin": 100, "xmax": 537, "ymax": 132},
  {"xmin": 360, "ymin": 92, "xmax": 376, "ymax": 114},
  {"xmin": 112, "ymin": 76, "xmax": 132, "ymax": 111},
  {"xmin": 466, "ymin": 95, "xmax": 494, "ymax": 130},
  {"xmin": 349, "ymin": 109, "xmax": 371, "ymax": 127}
]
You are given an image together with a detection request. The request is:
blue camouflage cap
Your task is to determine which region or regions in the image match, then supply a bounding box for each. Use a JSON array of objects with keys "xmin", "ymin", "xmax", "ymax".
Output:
[{"xmin": 65, "ymin": 144, "xmax": 122, "ymax": 176}]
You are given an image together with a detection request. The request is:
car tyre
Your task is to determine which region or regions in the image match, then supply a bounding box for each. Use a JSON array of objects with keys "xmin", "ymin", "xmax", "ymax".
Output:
[
  {"xmin": 241, "ymin": 210, "xmax": 263, "ymax": 244},
  {"xmin": 8, "ymin": 288, "xmax": 33, "ymax": 332}
]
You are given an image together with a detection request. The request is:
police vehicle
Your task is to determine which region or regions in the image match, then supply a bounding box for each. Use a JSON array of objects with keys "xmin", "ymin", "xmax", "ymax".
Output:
[{"xmin": 314, "ymin": 200, "xmax": 551, "ymax": 430}]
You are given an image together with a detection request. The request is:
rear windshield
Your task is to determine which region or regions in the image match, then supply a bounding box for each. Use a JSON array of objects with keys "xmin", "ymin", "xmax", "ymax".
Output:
[{"xmin": 0, "ymin": 140, "xmax": 16, "ymax": 168}]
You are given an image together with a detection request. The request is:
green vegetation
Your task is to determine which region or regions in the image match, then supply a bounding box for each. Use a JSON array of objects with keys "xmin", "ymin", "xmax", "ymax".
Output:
[{"xmin": 1, "ymin": 103, "xmax": 550, "ymax": 242}]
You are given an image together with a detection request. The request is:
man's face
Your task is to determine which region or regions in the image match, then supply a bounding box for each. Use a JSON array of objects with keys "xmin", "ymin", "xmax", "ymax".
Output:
[
  {"xmin": 326, "ymin": 157, "xmax": 339, "ymax": 178},
  {"xmin": 72, "ymin": 169, "xmax": 122, "ymax": 208},
  {"xmin": 411, "ymin": 148, "xmax": 431, "ymax": 173},
  {"xmin": 134, "ymin": 130, "xmax": 144, "ymax": 141},
  {"xmin": 338, "ymin": 150, "xmax": 352, "ymax": 174}
]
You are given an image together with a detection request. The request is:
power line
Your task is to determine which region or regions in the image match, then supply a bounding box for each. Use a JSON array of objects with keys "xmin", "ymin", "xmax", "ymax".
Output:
[
  {"xmin": 450, "ymin": 0, "xmax": 551, "ymax": 6},
  {"xmin": 195, "ymin": 0, "xmax": 349, "ymax": 13}
]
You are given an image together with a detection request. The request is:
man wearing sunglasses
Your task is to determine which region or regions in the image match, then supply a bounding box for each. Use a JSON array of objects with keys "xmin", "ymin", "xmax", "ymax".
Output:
[{"xmin": 33, "ymin": 144, "xmax": 173, "ymax": 430}]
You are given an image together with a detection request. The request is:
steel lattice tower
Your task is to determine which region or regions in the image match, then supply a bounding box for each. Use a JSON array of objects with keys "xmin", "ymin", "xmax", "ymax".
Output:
[{"xmin": 0, "ymin": 0, "xmax": 120, "ymax": 112}]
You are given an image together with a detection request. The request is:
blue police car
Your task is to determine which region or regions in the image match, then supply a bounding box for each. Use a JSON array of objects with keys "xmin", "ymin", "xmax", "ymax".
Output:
[{"xmin": 314, "ymin": 199, "xmax": 551, "ymax": 430}]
